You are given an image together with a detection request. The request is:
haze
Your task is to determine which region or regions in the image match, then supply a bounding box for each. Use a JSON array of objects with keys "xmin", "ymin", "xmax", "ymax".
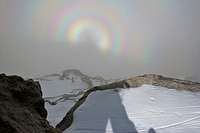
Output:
[{"xmin": 0, "ymin": 0, "xmax": 200, "ymax": 81}]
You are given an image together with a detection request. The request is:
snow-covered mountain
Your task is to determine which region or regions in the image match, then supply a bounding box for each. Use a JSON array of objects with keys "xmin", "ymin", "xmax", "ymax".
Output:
[
  {"xmin": 37, "ymin": 69, "xmax": 112, "ymax": 101},
  {"xmin": 37, "ymin": 70, "xmax": 200, "ymax": 133},
  {"xmin": 36, "ymin": 69, "xmax": 112, "ymax": 126}
]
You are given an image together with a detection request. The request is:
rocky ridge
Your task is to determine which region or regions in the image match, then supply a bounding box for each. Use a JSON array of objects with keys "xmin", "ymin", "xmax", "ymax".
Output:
[
  {"xmin": 2, "ymin": 71, "xmax": 199, "ymax": 132},
  {"xmin": 0, "ymin": 74, "xmax": 61, "ymax": 133}
]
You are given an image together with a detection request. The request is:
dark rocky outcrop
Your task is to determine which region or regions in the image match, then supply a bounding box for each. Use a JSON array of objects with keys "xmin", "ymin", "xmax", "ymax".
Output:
[
  {"xmin": 0, "ymin": 74, "xmax": 61, "ymax": 133},
  {"xmin": 56, "ymin": 74, "xmax": 200, "ymax": 131}
]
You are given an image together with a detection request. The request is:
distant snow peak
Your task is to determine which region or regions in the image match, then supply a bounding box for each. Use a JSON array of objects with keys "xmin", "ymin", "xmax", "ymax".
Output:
[{"xmin": 35, "ymin": 69, "xmax": 110, "ymax": 87}]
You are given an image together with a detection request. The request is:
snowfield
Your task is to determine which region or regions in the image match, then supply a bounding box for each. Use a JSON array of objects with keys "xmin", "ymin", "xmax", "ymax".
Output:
[
  {"xmin": 40, "ymin": 74, "xmax": 200, "ymax": 133},
  {"xmin": 65, "ymin": 85, "xmax": 200, "ymax": 133}
]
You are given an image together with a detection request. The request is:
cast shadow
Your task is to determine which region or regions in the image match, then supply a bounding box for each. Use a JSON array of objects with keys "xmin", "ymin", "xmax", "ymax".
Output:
[{"xmin": 75, "ymin": 89, "xmax": 156, "ymax": 133}]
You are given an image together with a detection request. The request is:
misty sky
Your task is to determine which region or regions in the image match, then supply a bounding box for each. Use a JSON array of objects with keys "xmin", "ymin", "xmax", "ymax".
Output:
[{"xmin": 0, "ymin": 0, "xmax": 200, "ymax": 80}]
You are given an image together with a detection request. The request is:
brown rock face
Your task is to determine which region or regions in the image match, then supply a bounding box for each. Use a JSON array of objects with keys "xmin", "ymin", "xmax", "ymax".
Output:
[{"xmin": 0, "ymin": 74, "xmax": 61, "ymax": 133}]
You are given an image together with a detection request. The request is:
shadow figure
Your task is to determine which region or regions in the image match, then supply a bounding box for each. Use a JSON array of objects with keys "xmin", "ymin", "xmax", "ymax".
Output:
[{"xmin": 71, "ymin": 89, "xmax": 156, "ymax": 133}]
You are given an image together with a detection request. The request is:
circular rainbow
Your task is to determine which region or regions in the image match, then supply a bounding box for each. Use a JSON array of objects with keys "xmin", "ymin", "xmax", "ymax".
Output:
[
  {"xmin": 67, "ymin": 18, "xmax": 112, "ymax": 51},
  {"xmin": 49, "ymin": 1, "xmax": 126, "ymax": 54}
]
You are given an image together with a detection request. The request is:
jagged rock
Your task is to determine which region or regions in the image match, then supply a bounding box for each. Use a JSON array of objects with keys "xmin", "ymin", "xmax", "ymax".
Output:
[
  {"xmin": 0, "ymin": 74, "xmax": 61, "ymax": 133},
  {"xmin": 56, "ymin": 74, "xmax": 200, "ymax": 131}
]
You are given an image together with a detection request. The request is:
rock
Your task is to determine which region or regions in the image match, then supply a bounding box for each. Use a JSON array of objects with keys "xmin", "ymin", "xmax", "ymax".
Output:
[{"xmin": 0, "ymin": 74, "xmax": 61, "ymax": 133}]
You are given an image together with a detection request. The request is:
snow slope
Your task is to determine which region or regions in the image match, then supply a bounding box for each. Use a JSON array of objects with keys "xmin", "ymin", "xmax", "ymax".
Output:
[{"xmin": 64, "ymin": 85, "xmax": 200, "ymax": 133}]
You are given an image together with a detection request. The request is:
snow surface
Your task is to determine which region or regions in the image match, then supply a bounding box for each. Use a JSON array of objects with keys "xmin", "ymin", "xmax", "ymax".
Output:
[
  {"xmin": 64, "ymin": 85, "xmax": 200, "ymax": 133},
  {"xmin": 40, "ymin": 78, "xmax": 88, "ymax": 126},
  {"xmin": 39, "ymin": 74, "xmax": 200, "ymax": 133},
  {"xmin": 45, "ymin": 100, "xmax": 74, "ymax": 126}
]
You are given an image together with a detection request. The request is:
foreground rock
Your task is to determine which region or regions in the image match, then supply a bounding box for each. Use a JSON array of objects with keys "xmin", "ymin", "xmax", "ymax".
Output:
[
  {"xmin": 0, "ymin": 74, "xmax": 61, "ymax": 133},
  {"xmin": 56, "ymin": 74, "xmax": 200, "ymax": 131}
]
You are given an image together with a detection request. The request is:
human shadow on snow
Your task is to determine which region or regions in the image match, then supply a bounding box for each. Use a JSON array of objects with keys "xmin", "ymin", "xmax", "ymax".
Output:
[{"xmin": 72, "ymin": 89, "xmax": 156, "ymax": 133}]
